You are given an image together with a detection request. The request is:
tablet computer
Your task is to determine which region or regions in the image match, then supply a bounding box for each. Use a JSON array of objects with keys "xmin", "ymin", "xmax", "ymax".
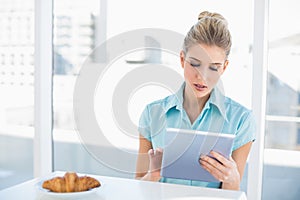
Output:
[{"xmin": 160, "ymin": 128, "xmax": 235, "ymax": 183}]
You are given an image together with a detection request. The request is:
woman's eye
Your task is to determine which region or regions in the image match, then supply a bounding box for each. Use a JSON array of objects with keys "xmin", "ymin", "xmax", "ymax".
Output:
[
  {"xmin": 209, "ymin": 65, "xmax": 218, "ymax": 71},
  {"xmin": 190, "ymin": 63, "xmax": 201, "ymax": 67}
]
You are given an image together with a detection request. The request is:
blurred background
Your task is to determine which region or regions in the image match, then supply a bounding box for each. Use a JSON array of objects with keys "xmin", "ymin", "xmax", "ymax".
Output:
[{"xmin": 0, "ymin": 0, "xmax": 299, "ymax": 199}]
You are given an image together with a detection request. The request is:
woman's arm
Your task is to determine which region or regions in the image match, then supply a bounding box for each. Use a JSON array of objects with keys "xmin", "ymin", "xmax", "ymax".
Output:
[
  {"xmin": 222, "ymin": 141, "xmax": 252, "ymax": 190},
  {"xmin": 135, "ymin": 134, "xmax": 162, "ymax": 181},
  {"xmin": 135, "ymin": 134, "xmax": 152, "ymax": 179},
  {"xmin": 200, "ymin": 141, "xmax": 253, "ymax": 190}
]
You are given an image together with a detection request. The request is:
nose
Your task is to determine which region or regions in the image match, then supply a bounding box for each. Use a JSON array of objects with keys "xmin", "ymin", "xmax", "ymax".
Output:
[{"xmin": 194, "ymin": 66, "xmax": 207, "ymax": 81}]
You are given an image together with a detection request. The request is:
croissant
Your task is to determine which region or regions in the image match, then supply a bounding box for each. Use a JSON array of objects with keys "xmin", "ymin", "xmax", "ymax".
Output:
[{"xmin": 42, "ymin": 172, "xmax": 101, "ymax": 193}]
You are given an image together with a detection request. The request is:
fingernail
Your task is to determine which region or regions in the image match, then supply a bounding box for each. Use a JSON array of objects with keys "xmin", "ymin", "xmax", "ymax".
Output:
[{"xmin": 148, "ymin": 149, "xmax": 154, "ymax": 155}]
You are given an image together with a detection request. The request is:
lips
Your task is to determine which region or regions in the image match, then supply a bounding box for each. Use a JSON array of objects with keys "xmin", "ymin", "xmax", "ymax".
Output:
[{"xmin": 193, "ymin": 83, "xmax": 207, "ymax": 91}]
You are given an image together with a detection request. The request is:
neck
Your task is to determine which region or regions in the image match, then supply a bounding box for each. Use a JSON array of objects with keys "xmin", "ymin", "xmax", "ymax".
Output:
[{"xmin": 183, "ymin": 84, "xmax": 210, "ymax": 113}]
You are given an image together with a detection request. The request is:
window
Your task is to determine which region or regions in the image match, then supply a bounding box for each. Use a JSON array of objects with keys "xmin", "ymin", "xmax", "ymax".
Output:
[
  {"xmin": 262, "ymin": 0, "xmax": 300, "ymax": 199},
  {"xmin": 265, "ymin": 0, "xmax": 300, "ymax": 151},
  {"xmin": 52, "ymin": 0, "xmax": 106, "ymax": 174},
  {"xmin": 0, "ymin": 0, "xmax": 34, "ymax": 189}
]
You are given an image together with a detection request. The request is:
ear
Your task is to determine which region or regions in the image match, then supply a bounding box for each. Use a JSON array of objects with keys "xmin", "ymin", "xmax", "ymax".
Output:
[
  {"xmin": 221, "ymin": 60, "xmax": 229, "ymax": 74},
  {"xmin": 180, "ymin": 51, "xmax": 185, "ymax": 69}
]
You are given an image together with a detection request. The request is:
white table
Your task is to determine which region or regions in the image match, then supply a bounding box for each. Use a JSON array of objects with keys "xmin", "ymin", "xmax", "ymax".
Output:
[{"xmin": 0, "ymin": 171, "xmax": 247, "ymax": 200}]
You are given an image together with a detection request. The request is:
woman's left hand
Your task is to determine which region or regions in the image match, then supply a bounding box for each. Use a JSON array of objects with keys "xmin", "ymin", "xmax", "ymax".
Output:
[{"xmin": 199, "ymin": 151, "xmax": 240, "ymax": 190}]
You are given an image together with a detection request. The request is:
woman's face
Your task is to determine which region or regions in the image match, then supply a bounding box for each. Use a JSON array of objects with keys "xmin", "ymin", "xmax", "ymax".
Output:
[{"xmin": 180, "ymin": 43, "xmax": 228, "ymax": 99}]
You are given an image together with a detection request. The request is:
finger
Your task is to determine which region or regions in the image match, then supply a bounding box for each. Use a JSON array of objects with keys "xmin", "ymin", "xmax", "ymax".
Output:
[
  {"xmin": 148, "ymin": 149, "xmax": 154, "ymax": 156},
  {"xmin": 155, "ymin": 148, "xmax": 163, "ymax": 155},
  {"xmin": 200, "ymin": 155, "xmax": 226, "ymax": 172},
  {"xmin": 200, "ymin": 159, "xmax": 228, "ymax": 182},
  {"xmin": 210, "ymin": 151, "xmax": 233, "ymax": 167}
]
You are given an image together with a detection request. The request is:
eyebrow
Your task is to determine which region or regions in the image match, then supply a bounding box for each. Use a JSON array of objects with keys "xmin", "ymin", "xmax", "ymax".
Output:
[{"xmin": 189, "ymin": 56, "xmax": 223, "ymax": 66}]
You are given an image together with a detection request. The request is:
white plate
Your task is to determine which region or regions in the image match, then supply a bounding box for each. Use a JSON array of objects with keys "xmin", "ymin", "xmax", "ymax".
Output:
[{"xmin": 35, "ymin": 179, "xmax": 102, "ymax": 199}]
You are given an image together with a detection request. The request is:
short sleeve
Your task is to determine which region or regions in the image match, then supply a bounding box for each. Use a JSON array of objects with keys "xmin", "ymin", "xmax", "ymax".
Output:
[
  {"xmin": 138, "ymin": 105, "xmax": 152, "ymax": 141},
  {"xmin": 232, "ymin": 111, "xmax": 256, "ymax": 151}
]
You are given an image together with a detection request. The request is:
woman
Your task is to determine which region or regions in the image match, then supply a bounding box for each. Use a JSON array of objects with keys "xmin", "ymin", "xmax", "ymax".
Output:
[{"xmin": 135, "ymin": 11, "xmax": 255, "ymax": 190}]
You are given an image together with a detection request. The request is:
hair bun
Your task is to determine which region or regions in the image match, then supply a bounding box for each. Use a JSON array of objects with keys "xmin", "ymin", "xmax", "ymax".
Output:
[{"xmin": 198, "ymin": 11, "xmax": 226, "ymax": 21}]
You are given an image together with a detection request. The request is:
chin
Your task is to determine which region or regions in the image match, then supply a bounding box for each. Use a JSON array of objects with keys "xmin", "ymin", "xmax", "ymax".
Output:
[{"xmin": 193, "ymin": 89, "xmax": 211, "ymax": 99}]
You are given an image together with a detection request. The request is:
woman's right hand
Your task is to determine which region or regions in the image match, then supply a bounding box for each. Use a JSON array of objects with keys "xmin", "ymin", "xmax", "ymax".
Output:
[{"xmin": 141, "ymin": 148, "xmax": 163, "ymax": 181}]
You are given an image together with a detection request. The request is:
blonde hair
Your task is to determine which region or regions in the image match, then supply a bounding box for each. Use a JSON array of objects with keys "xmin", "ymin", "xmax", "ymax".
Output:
[{"xmin": 183, "ymin": 11, "xmax": 232, "ymax": 57}]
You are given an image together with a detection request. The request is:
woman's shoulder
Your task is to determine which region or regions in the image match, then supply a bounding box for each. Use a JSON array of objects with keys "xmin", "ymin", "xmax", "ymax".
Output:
[
  {"xmin": 145, "ymin": 94, "xmax": 177, "ymax": 110},
  {"xmin": 147, "ymin": 95, "xmax": 174, "ymax": 107},
  {"xmin": 223, "ymin": 96, "xmax": 252, "ymax": 116},
  {"xmin": 222, "ymin": 97, "xmax": 256, "ymax": 140}
]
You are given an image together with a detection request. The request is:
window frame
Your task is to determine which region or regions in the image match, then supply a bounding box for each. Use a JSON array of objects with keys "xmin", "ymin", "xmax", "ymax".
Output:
[
  {"xmin": 247, "ymin": 0, "xmax": 269, "ymax": 199},
  {"xmin": 34, "ymin": 0, "xmax": 53, "ymax": 177}
]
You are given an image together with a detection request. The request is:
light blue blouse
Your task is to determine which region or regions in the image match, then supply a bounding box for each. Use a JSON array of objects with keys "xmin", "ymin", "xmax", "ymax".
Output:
[{"xmin": 138, "ymin": 82, "xmax": 256, "ymax": 188}]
